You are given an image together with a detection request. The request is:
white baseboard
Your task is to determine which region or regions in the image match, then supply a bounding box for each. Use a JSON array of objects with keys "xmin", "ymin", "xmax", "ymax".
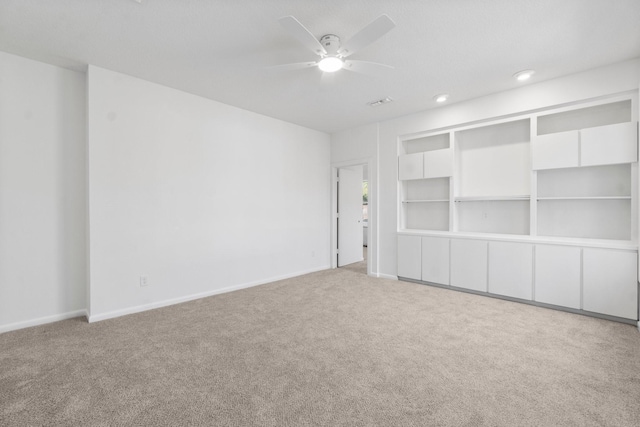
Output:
[
  {"xmin": 88, "ymin": 265, "xmax": 331, "ymax": 323},
  {"xmin": 0, "ymin": 309, "xmax": 88, "ymax": 334},
  {"xmin": 377, "ymin": 273, "xmax": 398, "ymax": 280}
]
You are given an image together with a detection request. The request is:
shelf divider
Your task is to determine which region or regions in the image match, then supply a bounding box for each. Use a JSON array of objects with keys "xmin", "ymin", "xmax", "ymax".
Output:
[
  {"xmin": 403, "ymin": 199, "xmax": 449, "ymax": 203},
  {"xmin": 537, "ymin": 196, "xmax": 631, "ymax": 201}
]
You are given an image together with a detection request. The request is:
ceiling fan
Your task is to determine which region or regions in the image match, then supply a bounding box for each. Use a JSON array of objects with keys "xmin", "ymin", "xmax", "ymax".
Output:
[{"xmin": 275, "ymin": 14, "xmax": 396, "ymax": 74}]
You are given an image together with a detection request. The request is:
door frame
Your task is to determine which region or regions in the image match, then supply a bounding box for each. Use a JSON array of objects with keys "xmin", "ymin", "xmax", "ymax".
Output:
[{"xmin": 331, "ymin": 157, "xmax": 375, "ymax": 275}]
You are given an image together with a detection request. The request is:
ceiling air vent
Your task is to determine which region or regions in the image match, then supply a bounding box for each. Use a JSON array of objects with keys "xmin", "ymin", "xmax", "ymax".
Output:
[{"xmin": 368, "ymin": 97, "xmax": 393, "ymax": 107}]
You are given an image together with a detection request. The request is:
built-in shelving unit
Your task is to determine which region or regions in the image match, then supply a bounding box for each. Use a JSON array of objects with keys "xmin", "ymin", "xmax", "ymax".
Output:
[
  {"xmin": 536, "ymin": 162, "xmax": 633, "ymax": 240},
  {"xmin": 399, "ymin": 133, "xmax": 452, "ymax": 232},
  {"xmin": 398, "ymin": 96, "xmax": 637, "ymax": 242},
  {"xmin": 397, "ymin": 93, "xmax": 640, "ymax": 324}
]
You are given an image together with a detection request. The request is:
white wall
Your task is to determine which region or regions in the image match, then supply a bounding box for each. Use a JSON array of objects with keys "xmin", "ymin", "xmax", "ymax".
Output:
[
  {"xmin": 87, "ymin": 66, "xmax": 330, "ymax": 321},
  {"xmin": 0, "ymin": 51, "xmax": 87, "ymax": 332},
  {"xmin": 332, "ymin": 59, "xmax": 640, "ymax": 278}
]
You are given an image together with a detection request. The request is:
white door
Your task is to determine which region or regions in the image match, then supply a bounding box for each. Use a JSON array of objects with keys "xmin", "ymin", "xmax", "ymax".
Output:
[{"xmin": 338, "ymin": 166, "xmax": 363, "ymax": 267}]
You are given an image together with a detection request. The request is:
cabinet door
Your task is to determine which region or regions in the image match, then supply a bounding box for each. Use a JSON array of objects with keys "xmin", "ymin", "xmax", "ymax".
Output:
[
  {"xmin": 581, "ymin": 122, "xmax": 638, "ymax": 166},
  {"xmin": 423, "ymin": 148, "xmax": 453, "ymax": 178},
  {"xmin": 488, "ymin": 242, "xmax": 533, "ymax": 300},
  {"xmin": 421, "ymin": 237, "xmax": 450, "ymax": 285},
  {"xmin": 583, "ymin": 249, "xmax": 638, "ymax": 320},
  {"xmin": 397, "ymin": 235, "xmax": 421, "ymax": 280},
  {"xmin": 398, "ymin": 153, "xmax": 424, "ymax": 180},
  {"xmin": 534, "ymin": 245, "xmax": 581, "ymax": 309},
  {"xmin": 532, "ymin": 131, "xmax": 580, "ymax": 170},
  {"xmin": 450, "ymin": 239, "xmax": 488, "ymax": 292}
]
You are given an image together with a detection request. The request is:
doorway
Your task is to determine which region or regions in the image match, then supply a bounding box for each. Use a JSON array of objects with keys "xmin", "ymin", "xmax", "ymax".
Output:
[{"xmin": 334, "ymin": 162, "xmax": 370, "ymax": 275}]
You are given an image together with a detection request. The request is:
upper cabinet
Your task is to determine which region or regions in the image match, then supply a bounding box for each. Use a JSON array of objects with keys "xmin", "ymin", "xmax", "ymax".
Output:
[
  {"xmin": 580, "ymin": 122, "xmax": 637, "ymax": 167},
  {"xmin": 398, "ymin": 149, "xmax": 454, "ymax": 180},
  {"xmin": 532, "ymin": 131, "xmax": 580, "ymax": 170},
  {"xmin": 398, "ymin": 152, "xmax": 424, "ymax": 180},
  {"xmin": 533, "ymin": 100, "xmax": 637, "ymax": 170},
  {"xmin": 398, "ymin": 132, "xmax": 453, "ymax": 180},
  {"xmin": 423, "ymin": 148, "xmax": 453, "ymax": 178}
]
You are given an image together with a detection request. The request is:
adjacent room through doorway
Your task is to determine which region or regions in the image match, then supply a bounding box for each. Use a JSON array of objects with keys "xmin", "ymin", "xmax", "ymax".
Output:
[{"xmin": 336, "ymin": 164, "xmax": 368, "ymax": 275}]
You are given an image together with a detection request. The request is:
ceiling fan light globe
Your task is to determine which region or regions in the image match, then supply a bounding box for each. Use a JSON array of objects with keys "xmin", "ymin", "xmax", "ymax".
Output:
[{"xmin": 318, "ymin": 57, "xmax": 344, "ymax": 73}]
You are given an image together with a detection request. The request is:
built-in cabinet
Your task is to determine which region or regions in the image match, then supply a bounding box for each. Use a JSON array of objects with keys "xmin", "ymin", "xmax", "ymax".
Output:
[
  {"xmin": 582, "ymin": 249, "xmax": 638, "ymax": 320},
  {"xmin": 421, "ymin": 237, "xmax": 449, "ymax": 285},
  {"xmin": 397, "ymin": 94, "xmax": 639, "ymax": 323},
  {"xmin": 534, "ymin": 245, "xmax": 581, "ymax": 309},
  {"xmin": 450, "ymin": 239, "xmax": 488, "ymax": 292},
  {"xmin": 398, "ymin": 234, "xmax": 638, "ymax": 320},
  {"xmin": 488, "ymin": 241, "xmax": 533, "ymax": 300},
  {"xmin": 397, "ymin": 234, "xmax": 421, "ymax": 281}
]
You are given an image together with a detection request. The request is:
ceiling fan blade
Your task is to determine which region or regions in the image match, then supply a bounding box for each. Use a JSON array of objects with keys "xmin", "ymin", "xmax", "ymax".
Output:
[
  {"xmin": 343, "ymin": 60, "xmax": 394, "ymax": 74},
  {"xmin": 278, "ymin": 16, "xmax": 327, "ymax": 56},
  {"xmin": 337, "ymin": 14, "xmax": 395, "ymax": 58},
  {"xmin": 267, "ymin": 61, "xmax": 318, "ymax": 71}
]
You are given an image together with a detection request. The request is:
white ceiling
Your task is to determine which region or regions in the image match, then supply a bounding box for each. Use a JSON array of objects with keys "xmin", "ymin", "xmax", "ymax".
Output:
[{"xmin": 1, "ymin": 0, "xmax": 639, "ymax": 133}]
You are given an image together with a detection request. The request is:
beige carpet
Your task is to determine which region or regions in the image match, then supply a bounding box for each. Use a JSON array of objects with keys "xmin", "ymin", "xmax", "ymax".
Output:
[
  {"xmin": 2, "ymin": 267, "xmax": 640, "ymax": 426},
  {"xmin": 339, "ymin": 246, "xmax": 368, "ymax": 275}
]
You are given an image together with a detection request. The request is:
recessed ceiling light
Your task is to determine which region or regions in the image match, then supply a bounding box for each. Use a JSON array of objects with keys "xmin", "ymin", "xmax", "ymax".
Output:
[
  {"xmin": 434, "ymin": 94, "xmax": 449, "ymax": 103},
  {"xmin": 318, "ymin": 57, "xmax": 344, "ymax": 73},
  {"xmin": 514, "ymin": 69, "xmax": 535, "ymax": 81}
]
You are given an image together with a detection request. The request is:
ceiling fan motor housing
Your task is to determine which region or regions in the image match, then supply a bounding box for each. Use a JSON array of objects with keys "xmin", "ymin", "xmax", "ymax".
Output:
[{"xmin": 320, "ymin": 34, "xmax": 341, "ymax": 56}]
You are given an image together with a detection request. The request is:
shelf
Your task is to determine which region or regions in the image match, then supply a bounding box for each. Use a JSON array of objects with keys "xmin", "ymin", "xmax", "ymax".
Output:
[
  {"xmin": 404, "ymin": 201, "xmax": 449, "ymax": 231},
  {"xmin": 538, "ymin": 198, "xmax": 631, "ymax": 241},
  {"xmin": 403, "ymin": 132, "xmax": 449, "ymax": 155},
  {"xmin": 537, "ymin": 100, "xmax": 632, "ymax": 136},
  {"xmin": 537, "ymin": 196, "xmax": 631, "ymax": 201},
  {"xmin": 537, "ymin": 164, "xmax": 631, "ymax": 199},
  {"xmin": 454, "ymin": 195, "xmax": 530, "ymax": 202},
  {"xmin": 403, "ymin": 199, "xmax": 449, "ymax": 203}
]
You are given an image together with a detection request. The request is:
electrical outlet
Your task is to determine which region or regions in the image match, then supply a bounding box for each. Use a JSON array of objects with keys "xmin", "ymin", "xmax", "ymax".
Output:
[
  {"xmin": 311, "ymin": 250, "xmax": 316, "ymax": 257},
  {"xmin": 139, "ymin": 275, "xmax": 149, "ymax": 287}
]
